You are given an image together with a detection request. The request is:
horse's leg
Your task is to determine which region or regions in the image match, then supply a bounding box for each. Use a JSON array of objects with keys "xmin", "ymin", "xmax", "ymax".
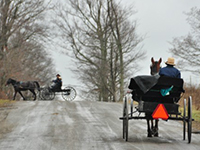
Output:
[
  {"xmin": 13, "ymin": 91, "xmax": 17, "ymax": 100},
  {"xmin": 151, "ymin": 119, "xmax": 154, "ymax": 130},
  {"xmin": 154, "ymin": 120, "xmax": 159, "ymax": 137},
  {"xmin": 146, "ymin": 113, "xmax": 152, "ymax": 137},
  {"xmin": 29, "ymin": 89, "xmax": 36, "ymax": 101},
  {"xmin": 147, "ymin": 119, "xmax": 152, "ymax": 137},
  {"xmin": 18, "ymin": 91, "xmax": 26, "ymax": 100}
]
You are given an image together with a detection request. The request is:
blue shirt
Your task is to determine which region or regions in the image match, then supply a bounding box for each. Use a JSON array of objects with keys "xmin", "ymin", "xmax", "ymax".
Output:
[{"xmin": 159, "ymin": 65, "xmax": 181, "ymax": 78}]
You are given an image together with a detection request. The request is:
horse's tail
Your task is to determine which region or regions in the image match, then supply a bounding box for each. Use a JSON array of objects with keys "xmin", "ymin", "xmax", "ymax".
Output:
[{"xmin": 34, "ymin": 81, "xmax": 40, "ymax": 91}]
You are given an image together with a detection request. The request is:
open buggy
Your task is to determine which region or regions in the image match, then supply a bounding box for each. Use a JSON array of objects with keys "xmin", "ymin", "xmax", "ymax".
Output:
[
  {"xmin": 39, "ymin": 84, "xmax": 77, "ymax": 101},
  {"xmin": 120, "ymin": 75, "xmax": 193, "ymax": 143}
]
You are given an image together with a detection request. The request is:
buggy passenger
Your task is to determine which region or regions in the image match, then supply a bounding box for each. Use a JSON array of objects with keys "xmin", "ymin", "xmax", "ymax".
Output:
[
  {"xmin": 159, "ymin": 57, "xmax": 181, "ymax": 78},
  {"xmin": 50, "ymin": 74, "xmax": 62, "ymax": 92}
]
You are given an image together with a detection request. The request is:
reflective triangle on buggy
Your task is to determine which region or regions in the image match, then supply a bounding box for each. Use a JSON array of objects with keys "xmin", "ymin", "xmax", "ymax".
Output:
[{"xmin": 152, "ymin": 104, "xmax": 169, "ymax": 120}]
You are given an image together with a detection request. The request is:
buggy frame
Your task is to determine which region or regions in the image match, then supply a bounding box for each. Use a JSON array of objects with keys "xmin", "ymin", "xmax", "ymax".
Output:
[
  {"xmin": 119, "ymin": 76, "xmax": 193, "ymax": 143},
  {"xmin": 39, "ymin": 86, "xmax": 77, "ymax": 101}
]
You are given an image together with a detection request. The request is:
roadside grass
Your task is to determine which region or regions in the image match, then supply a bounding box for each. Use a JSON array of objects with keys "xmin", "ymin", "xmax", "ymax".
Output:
[
  {"xmin": 179, "ymin": 106, "xmax": 200, "ymax": 121},
  {"xmin": 191, "ymin": 109, "xmax": 200, "ymax": 122},
  {"xmin": 189, "ymin": 108, "xmax": 200, "ymax": 131},
  {"xmin": 179, "ymin": 107, "xmax": 200, "ymax": 131},
  {"xmin": 179, "ymin": 85, "xmax": 200, "ymax": 130},
  {"xmin": 0, "ymin": 99, "xmax": 15, "ymax": 107}
]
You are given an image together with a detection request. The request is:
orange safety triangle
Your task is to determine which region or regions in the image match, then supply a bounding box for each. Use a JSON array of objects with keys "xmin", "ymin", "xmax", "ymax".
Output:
[{"xmin": 152, "ymin": 104, "xmax": 169, "ymax": 120}]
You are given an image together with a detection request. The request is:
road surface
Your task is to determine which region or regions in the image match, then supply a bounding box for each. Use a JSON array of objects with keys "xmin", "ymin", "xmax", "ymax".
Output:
[{"xmin": 0, "ymin": 100, "xmax": 199, "ymax": 150}]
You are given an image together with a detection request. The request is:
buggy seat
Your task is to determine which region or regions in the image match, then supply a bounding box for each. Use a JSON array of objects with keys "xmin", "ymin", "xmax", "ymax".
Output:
[{"xmin": 128, "ymin": 75, "xmax": 184, "ymax": 104}]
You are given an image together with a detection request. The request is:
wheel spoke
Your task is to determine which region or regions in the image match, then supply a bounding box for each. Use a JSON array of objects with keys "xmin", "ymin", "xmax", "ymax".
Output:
[{"xmin": 62, "ymin": 87, "xmax": 77, "ymax": 101}]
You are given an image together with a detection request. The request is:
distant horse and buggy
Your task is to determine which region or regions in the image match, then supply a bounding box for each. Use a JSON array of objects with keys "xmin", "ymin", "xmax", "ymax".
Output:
[
  {"xmin": 120, "ymin": 57, "xmax": 193, "ymax": 143},
  {"xmin": 5, "ymin": 78, "xmax": 76, "ymax": 101}
]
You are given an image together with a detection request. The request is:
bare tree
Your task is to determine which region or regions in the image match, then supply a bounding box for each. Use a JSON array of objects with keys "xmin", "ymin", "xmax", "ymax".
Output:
[
  {"xmin": 0, "ymin": 0, "xmax": 55, "ymax": 98},
  {"xmin": 3, "ymin": 40, "xmax": 55, "ymax": 99},
  {"xmin": 170, "ymin": 7, "xmax": 200, "ymax": 74},
  {"xmin": 54, "ymin": 0, "xmax": 145, "ymax": 101},
  {"xmin": 0, "ymin": 0, "xmax": 50, "ymax": 58},
  {"xmin": 107, "ymin": 0, "xmax": 145, "ymax": 101}
]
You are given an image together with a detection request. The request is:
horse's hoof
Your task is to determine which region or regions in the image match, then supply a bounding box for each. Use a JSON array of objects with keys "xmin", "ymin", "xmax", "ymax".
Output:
[
  {"xmin": 147, "ymin": 133, "xmax": 152, "ymax": 137},
  {"xmin": 154, "ymin": 133, "xmax": 159, "ymax": 137},
  {"xmin": 147, "ymin": 130, "xmax": 152, "ymax": 137},
  {"xmin": 152, "ymin": 127, "xmax": 158, "ymax": 137}
]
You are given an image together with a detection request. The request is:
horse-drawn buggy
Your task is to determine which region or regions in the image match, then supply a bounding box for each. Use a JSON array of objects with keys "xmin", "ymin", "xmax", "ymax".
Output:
[
  {"xmin": 39, "ymin": 85, "xmax": 77, "ymax": 101},
  {"xmin": 120, "ymin": 75, "xmax": 193, "ymax": 143},
  {"xmin": 5, "ymin": 78, "xmax": 76, "ymax": 101}
]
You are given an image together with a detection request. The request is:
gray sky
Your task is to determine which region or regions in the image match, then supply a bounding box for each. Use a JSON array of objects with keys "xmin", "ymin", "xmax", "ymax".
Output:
[
  {"xmin": 51, "ymin": 0, "xmax": 200, "ymax": 87},
  {"xmin": 131, "ymin": 0, "xmax": 200, "ymax": 82}
]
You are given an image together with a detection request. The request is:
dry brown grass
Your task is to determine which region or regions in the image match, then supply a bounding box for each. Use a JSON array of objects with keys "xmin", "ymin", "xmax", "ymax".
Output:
[
  {"xmin": 178, "ymin": 84, "xmax": 200, "ymax": 131},
  {"xmin": 183, "ymin": 85, "xmax": 200, "ymax": 109},
  {"xmin": 0, "ymin": 99, "xmax": 15, "ymax": 108}
]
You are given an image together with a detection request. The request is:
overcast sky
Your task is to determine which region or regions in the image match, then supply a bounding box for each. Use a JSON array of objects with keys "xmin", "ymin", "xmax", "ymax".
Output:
[
  {"xmin": 51, "ymin": 0, "xmax": 200, "ymax": 87},
  {"xmin": 130, "ymin": 0, "xmax": 200, "ymax": 82}
]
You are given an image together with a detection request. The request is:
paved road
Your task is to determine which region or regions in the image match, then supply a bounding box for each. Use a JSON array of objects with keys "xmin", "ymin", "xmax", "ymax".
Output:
[{"xmin": 0, "ymin": 100, "xmax": 199, "ymax": 150}]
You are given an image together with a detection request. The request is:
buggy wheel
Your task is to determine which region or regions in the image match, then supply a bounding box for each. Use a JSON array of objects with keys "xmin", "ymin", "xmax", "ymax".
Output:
[
  {"xmin": 122, "ymin": 96, "xmax": 129, "ymax": 141},
  {"xmin": 130, "ymin": 99, "xmax": 133, "ymax": 117},
  {"xmin": 38, "ymin": 90, "xmax": 42, "ymax": 100},
  {"xmin": 62, "ymin": 86, "xmax": 77, "ymax": 101},
  {"xmin": 41, "ymin": 88, "xmax": 55, "ymax": 100},
  {"xmin": 38, "ymin": 88, "xmax": 45, "ymax": 100},
  {"xmin": 183, "ymin": 98, "xmax": 186, "ymax": 140},
  {"xmin": 188, "ymin": 96, "xmax": 192, "ymax": 143}
]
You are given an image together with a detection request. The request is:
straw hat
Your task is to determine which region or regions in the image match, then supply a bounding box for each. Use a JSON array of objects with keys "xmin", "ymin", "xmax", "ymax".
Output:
[{"xmin": 165, "ymin": 57, "xmax": 175, "ymax": 66}]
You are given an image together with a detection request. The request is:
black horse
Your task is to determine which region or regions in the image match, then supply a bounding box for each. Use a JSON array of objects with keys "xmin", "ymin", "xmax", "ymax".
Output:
[
  {"xmin": 146, "ymin": 57, "xmax": 162, "ymax": 137},
  {"xmin": 6, "ymin": 78, "xmax": 40, "ymax": 100}
]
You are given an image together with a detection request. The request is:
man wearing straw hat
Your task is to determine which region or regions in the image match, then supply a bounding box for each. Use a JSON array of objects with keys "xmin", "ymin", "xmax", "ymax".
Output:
[{"xmin": 159, "ymin": 57, "xmax": 181, "ymax": 78}]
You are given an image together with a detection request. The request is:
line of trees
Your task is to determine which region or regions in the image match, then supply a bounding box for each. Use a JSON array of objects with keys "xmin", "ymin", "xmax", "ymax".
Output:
[
  {"xmin": 52, "ymin": 1, "xmax": 200, "ymax": 101},
  {"xmin": 53, "ymin": 0, "xmax": 145, "ymax": 101},
  {"xmin": 170, "ymin": 7, "xmax": 200, "ymax": 75},
  {"xmin": 2, "ymin": 0, "xmax": 199, "ymax": 101},
  {"xmin": 0, "ymin": 0, "xmax": 55, "ymax": 99}
]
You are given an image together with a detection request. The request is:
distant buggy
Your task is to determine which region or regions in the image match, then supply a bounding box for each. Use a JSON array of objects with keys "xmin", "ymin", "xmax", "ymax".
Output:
[{"xmin": 39, "ymin": 85, "xmax": 77, "ymax": 101}]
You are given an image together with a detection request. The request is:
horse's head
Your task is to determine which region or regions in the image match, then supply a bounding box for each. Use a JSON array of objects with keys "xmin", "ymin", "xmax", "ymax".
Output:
[
  {"xmin": 5, "ymin": 78, "xmax": 15, "ymax": 86},
  {"xmin": 150, "ymin": 57, "xmax": 162, "ymax": 75}
]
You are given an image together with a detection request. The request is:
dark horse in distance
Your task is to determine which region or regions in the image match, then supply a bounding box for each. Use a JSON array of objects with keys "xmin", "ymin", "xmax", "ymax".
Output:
[
  {"xmin": 146, "ymin": 57, "xmax": 162, "ymax": 137},
  {"xmin": 6, "ymin": 78, "xmax": 40, "ymax": 100}
]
